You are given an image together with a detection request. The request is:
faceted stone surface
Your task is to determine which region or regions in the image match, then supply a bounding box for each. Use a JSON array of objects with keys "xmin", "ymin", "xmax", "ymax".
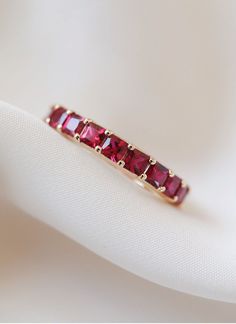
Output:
[
  {"xmin": 80, "ymin": 122, "xmax": 106, "ymax": 148},
  {"xmin": 146, "ymin": 162, "xmax": 169, "ymax": 188},
  {"xmin": 164, "ymin": 175, "xmax": 182, "ymax": 198},
  {"xmin": 62, "ymin": 112, "xmax": 85, "ymax": 136},
  {"xmin": 175, "ymin": 185, "xmax": 189, "ymax": 205},
  {"xmin": 49, "ymin": 107, "xmax": 68, "ymax": 128},
  {"xmin": 124, "ymin": 149, "xmax": 150, "ymax": 176},
  {"xmin": 101, "ymin": 135, "xmax": 128, "ymax": 162}
]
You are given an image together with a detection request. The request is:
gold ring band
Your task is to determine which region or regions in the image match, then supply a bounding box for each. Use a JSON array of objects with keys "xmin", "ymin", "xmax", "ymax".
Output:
[{"xmin": 45, "ymin": 105, "xmax": 190, "ymax": 206}]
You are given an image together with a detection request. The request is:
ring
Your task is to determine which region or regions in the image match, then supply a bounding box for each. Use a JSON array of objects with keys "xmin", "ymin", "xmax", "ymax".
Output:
[{"xmin": 45, "ymin": 105, "xmax": 190, "ymax": 206}]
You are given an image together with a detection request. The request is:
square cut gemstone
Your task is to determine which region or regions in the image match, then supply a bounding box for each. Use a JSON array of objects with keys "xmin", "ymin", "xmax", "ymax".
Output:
[
  {"xmin": 101, "ymin": 135, "xmax": 128, "ymax": 162},
  {"xmin": 175, "ymin": 185, "xmax": 189, "ymax": 205},
  {"xmin": 124, "ymin": 149, "xmax": 150, "ymax": 176},
  {"xmin": 164, "ymin": 175, "xmax": 182, "ymax": 198},
  {"xmin": 146, "ymin": 162, "xmax": 169, "ymax": 188},
  {"xmin": 49, "ymin": 107, "xmax": 68, "ymax": 128},
  {"xmin": 80, "ymin": 122, "xmax": 106, "ymax": 148},
  {"xmin": 62, "ymin": 112, "xmax": 85, "ymax": 137}
]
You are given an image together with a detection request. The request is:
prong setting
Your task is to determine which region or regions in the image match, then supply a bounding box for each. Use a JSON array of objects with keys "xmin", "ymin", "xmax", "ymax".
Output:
[
  {"xmin": 172, "ymin": 196, "xmax": 178, "ymax": 203},
  {"xmin": 139, "ymin": 173, "xmax": 147, "ymax": 181},
  {"xmin": 169, "ymin": 169, "xmax": 175, "ymax": 177},
  {"xmin": 117, "ymin": 160, "xmax": 125, "ymax": 167},
  {"xmin": 95, "ymin": 145, "xmax": 102, "ymax": 153},
  {"xmin": 149, "ymin": 158, "xmax": 156, "ymax": 165},
  {"xmin": 105, "ymin": 129, "xmax": 112, "ymax": 136},
  {"xmin": 83, "ymin": 118, "xmax": 92, "ymax": 125},
  {"xmin": 52, "ymin": 104, "xmax": 61, "ymax": 110},
  {"xmin": 74, "ymin": 134, "xmax": 80, "ymax": 141},
  {"xmin": 128, "ymin": 144, "xmax": 135, "ymax": 150}
]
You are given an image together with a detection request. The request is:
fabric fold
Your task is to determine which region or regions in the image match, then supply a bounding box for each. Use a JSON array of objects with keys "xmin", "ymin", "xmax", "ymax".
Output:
[{"xmin": 0, "ymin": 101, "xmax": 236, "ymax": 303}]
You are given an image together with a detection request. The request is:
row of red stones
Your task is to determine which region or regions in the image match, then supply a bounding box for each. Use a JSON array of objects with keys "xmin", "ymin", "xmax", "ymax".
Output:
[{"xmin": 47, "ymin": 106, "xmax": 189, "ymax": 205}]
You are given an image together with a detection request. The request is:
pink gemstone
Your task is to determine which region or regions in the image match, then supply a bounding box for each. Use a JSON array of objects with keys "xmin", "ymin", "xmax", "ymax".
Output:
[
  {"xmin": 49, "ymin": 107, "xmax": 68, "ymax": 128},
  {"xmin": 62, "ymin": 113, "xmax": 85, "ymax": 137},
  {"xmin": 101, "ymin": 135, "xmax": 128, "ymax": 162},
  {"xmin": 146, "ymin": 162, "xmax": 169, "ymax": 188},
  {"xmin": 175, "ymin": 185, "xmax": 189, "ymax": 205},
  {"xmin": 164, "ymin": 175, "xmax": 182, "ymax": 198},
  {"xmin": 124, "ymin": 149, "xmax": 150, "ymax": 176},
  {"xmin": 80, "ymin": 122, "xmax": 106, "ymax": 148}
]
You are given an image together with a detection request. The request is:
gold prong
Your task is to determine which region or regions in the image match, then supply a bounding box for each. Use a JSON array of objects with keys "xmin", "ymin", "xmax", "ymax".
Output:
[
  {"xmin": 117, "ymin": 160, "xmax": 125, "ymax": 167},
  {"xmin": 128, "ymin": 144, "xmax": 135, "ymax": 150},
  {"xmin": 45, "ymin": 117, "xmax": 50, "ymax": 124},
  {"xmin": 74, "ymin": 134, "xmax": 80, "ymax": 141},
  {"xmin": 149, "ymin": 158, "xmax": 156, "ymax": 165},
  {"xmin": 169, "ymin": 169, "xmax": 175, "ymax": 177},
  {"xmin": 172, "ymin": 196, "xmax": 178, "ymax": 203},
  {"xmin": 158, "ymin": 186, "xmax": 166, "ymax": 193},
  {"xmin": 52, "ymin": 104, "xmax": 61, "ymax": 110},
  {"xmin": 66, "ymin": 110, "xmax": 72, "ymax": 115},
  {"xmin": 95, "ymin": 146, "xmax": 102, "ymax": 153},
  {"xmin": 83, "ymin": 118, "xmax": 92, "ymax": 125},
  {"xmin": 139, "ymin": 173, "xmax": 147, "ymax": 181},
  {"xmin": 105, "ymin": 129, "xmax": 112, "ymax": 136},
  {"xmin": 56, "ymin": 124, "xmax": 62, "ymax": 131}
]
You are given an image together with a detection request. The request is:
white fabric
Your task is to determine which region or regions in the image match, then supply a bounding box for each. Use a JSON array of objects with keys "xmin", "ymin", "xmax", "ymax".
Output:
[
  {"xmin": 0, "ymin": 0, "xmax": 236, "ymax": 304},
  {"xmin": 1, "ymin": 101, "xmax": 236, "ymax": 303},
  {"xmin": 2, "ymin": 201, "xmax": 236, "ymax": 323}
]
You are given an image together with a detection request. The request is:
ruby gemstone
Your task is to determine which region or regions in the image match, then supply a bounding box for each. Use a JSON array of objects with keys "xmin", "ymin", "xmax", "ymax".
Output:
[
  {"xmin": 62, "ymin": 112, "xmax": 85, "ymax": 137},
  {"xmin": 146, "ymin": 162, "xmax": 169, "ymax": 188},
  {"xmin": 80, "ymin": 122, "xmax": 106, "ymax": 148},
  {"xmin": 164, "ymin": 175, "xmax": 182, "ymax": 198},
  {"xmin": 49, "ymin": 107, "xmax": 68, "ymax": 128},
  {"xmin": 101, "ymin": 135, "xmax": 128, "ymax": 162},
  {"xmin": 175, "ymin": 185, "xmax": 189, "ymax": 205},
  {"xmin": 124, "ymin": 149, "xmax": 150, "ymax": 176}
]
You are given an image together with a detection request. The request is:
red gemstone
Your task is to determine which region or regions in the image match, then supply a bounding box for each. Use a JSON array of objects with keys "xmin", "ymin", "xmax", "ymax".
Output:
[
  {"xmin": 80, "ymin": 122, "xmax": 106, "ymax": 148},
  {"xmin": 49, "ymin": 107, "xmax": 68, "ymax": 128},
  {"xmin": 146, "ymin": 162, "xmax": 169, "ymax": 188},
  {"xmin": 175, "ymin": 185, "xmax": 189, "ymax": 205},
  {"xmin": 164, "ymin": 175, "xmax": 182, "ymax": 198},
  {"xmin": 62, "ymin": 112, "xmax": 85, "ymax": 136},
  {"xmin": 101, "ymin": 135, "xmax": 128, "ymax": 162},
  {"xmin": 124, "ymin": 149, "xmax": 150, "ymax": 176}
]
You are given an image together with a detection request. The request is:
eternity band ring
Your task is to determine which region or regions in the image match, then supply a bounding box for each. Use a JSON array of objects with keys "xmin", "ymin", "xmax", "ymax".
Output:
[{"xmin": 45, "ymin": 105, "xmax": 190, "ymax": 206}]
